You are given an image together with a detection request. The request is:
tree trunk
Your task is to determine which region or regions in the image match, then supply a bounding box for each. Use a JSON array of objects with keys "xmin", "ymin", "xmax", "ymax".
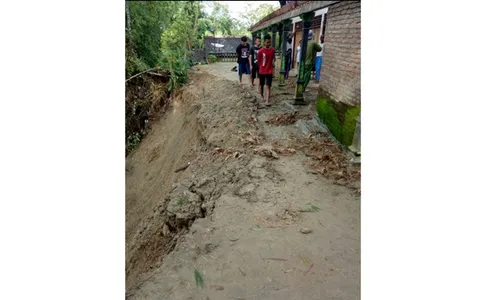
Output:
[
  {"xmin": 126, "ymin": 1, "xmax": 131, "ymax": 38},
  {"xmin": 191, "ymin": 1, "xmax": 200, "ymax": 50}
]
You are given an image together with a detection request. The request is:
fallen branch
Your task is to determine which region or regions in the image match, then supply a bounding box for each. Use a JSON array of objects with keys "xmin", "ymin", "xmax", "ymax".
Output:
[
  {"xmin": 125, "ymin": 67, "xmax": 160, "ymax": 83},
  {"xmin": 147, "ymin": 71, "xmax": 168, "ymax": 78}
]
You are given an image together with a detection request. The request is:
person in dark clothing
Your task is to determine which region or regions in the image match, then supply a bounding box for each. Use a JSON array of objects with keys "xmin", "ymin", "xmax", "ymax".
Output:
[
  {"xmin": 236, "ymin": 36, "xmax": 252, "ymax": 86},
  {"xmin": 315, "ymin": 35, "xmax": 325, "ymax": 82},
  {"xmin": 285, "ymin": 34, "xmax": 293, "ymax": 79},
  {"xmin": 249, "ymin": 36, "xmax": 262, "ymax": 88},
  {"xmin": 257, "ymin": 34, "xmax": 276, "ymax": 106},
  {"xmin": 303, "ymin": 31, "xmax": 322, "ymax": 91}
]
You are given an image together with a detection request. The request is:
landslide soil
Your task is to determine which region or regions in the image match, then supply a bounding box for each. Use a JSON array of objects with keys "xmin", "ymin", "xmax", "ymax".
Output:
[{"xmin": 126, "ymin": 63, "xmax": 360, "ymax": 300}]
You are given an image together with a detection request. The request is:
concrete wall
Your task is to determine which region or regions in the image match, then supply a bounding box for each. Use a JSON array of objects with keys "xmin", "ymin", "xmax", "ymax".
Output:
[{"xmin": 317, "ymin": 1, "xmax": 361, "ymax": 148}]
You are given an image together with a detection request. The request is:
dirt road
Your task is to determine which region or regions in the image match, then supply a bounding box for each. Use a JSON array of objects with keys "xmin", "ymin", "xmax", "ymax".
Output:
[{"xmin": 126, "ymin": 63, "xmax": 360, "ymax": 300}]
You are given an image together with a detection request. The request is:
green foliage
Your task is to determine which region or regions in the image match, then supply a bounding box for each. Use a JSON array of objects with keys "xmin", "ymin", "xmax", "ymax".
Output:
[
  {"xmin": 238, "ymin": 3, "xmax": 279, "ymax": 31},
  {"xmin": 160, "ymin": 48, "xmax": 190, "ymax": 91},
  {"xmin": 127, "ymin": 1, "xmax": 175, "ymax": 68},
  {"xmin": 126, "ymin": 132, "xmax": 142, "ymax": 153},
  {"xmin": 202, "ymin": 1, "xmax": 234, "ymax": 36},
  {"xmin": 126, "ymin": 1, "xmax": 204, "ymax": 77},
  {"xmin": 126, "ymin": 54, "xmax": 149, "ymax": 78},
  {"xmin": 208, "ymin": 55, "xmax": 217, "ymax": 64}
]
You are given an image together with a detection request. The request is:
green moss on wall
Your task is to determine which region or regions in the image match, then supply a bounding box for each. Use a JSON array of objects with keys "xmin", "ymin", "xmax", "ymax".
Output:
[
  {"xmin": 341, "ymin": 106, "xmax": 361, "ymax": 145},
  {"xmin": 317, "ymin": 96, "xmax": 360, "ymax": 147},
  {"xmin": 317, "ymin": 97, "xmax": 342, "ymax": 139}
]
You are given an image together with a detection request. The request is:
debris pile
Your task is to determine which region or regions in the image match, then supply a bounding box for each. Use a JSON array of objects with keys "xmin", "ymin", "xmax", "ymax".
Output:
[
  {"xmin": 253, "ymin": 145, "xmax": 279, "ymax": 159},
  {"xmin": 213, "ymin": 147, "xmax": 243, "ymax": 161},
  {"xmin": 265, "ymin": 111, "xmax": 311, "ymax": 126},
  {"xmin": 304, "ymin": 140, "xmax": 361, "ymax": 188},
  {"xmin": 241, "ymin": 130, "xmax": 262, "ymax": 145}
]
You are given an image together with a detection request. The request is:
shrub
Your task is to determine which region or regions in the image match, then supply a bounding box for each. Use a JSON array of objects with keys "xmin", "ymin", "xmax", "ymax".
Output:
[{"xmin": 208, "ymin": 54, "xmax": 217, "ymax": 64}]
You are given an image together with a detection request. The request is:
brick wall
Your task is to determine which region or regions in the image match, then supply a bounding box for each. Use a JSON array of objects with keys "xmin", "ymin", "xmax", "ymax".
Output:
[{"xmin": 320, "ymin": 1, "xmax": 361, "ymax": 106}]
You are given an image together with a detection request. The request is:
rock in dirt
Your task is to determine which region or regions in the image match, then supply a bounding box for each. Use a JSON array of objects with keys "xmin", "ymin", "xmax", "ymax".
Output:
[
  {"xmin": 196, "ymin": 242, "xmax": 218, "ymax": 255},
  {"xmin": 204, "ymin": 242, "xmax": 217, "ymax": 254},
  {"xmin": 237, "ymin": 183, "xmax": 256, "ymax": 196},
  {"xmin": 193, "ymin": 176, "xmax": 216, "ymax": 200},
  {"xmin": 300, "ymin": 228, "xmax": 313, "ymax": 234},
  {"xmin": 253, "ymin": 145, "xmax": 279, "ymax": 159},
  {"xmin": 166, "ymin": 185, "xmax": 204, "ymax": 228},
  {"xmin": 201, "ymin": 200, "xmax": 215, "ymax": 214}
]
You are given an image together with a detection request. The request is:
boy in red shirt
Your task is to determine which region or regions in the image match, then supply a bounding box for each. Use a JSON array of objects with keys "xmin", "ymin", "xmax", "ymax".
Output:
[{"xmin": 257, "ymin": 34, "xmax": 276, "ymax": 106}]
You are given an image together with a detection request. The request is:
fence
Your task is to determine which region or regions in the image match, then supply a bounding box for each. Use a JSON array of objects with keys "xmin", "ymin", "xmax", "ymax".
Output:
[
  {"xmin": 203, "ymin": 36, "xmax": 282, "ymax": 63},
  {"xmin": 209, "ymin": 52, "xmax": 238, "ymax": 62}
]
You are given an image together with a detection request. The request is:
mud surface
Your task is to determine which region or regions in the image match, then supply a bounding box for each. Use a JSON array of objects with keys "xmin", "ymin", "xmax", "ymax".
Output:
[{"xmin": 126, "ymin": 63, "xmax": 360, "ymax": 300}]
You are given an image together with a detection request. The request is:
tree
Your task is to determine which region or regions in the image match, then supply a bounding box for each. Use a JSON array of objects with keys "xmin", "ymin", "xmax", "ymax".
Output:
[
  {"xmin": 232, "ymin": 19, "xmax": 251, "ymax": 38},
  {"xmin": 126, "ymin": 1, "xmax": 209, "ymax": 77},
  {"xmin": 199, "ymin": 1, "xmax": 234, "ymax": 36},
  {"xmin": 238, "ymin": 2, "xmax": 279, "ymax": 31},
  {"xmin": 127, "ymin": 1, "xmax": 177, "ymax": 68}
]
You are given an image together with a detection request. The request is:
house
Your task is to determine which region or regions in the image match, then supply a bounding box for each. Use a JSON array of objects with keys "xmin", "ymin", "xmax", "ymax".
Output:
[{"xmin": 249, "ymin": 1, "xmax": 361, "ymax": 154}]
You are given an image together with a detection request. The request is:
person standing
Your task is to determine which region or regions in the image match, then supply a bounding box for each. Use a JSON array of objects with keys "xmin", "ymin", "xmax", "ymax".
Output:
[
  {"xmin": 315, "ymin": 35, "xmax": 324, "ymax": 82},
  {"xmin": 236, "ymin": 36, "xmax": 252, "ymax": 86},
  {"xmin": 257, "ymin": 34, "xmax": 276, "ymax": 106},
  {"xmin": 303, "ymin": 31, "xmax": 322, "ymax": 91},
  {"xmin": 296, "ymin": 39, "xmax": 302, "ymax": 70},
  {"xmin": 249, "ymin": 36, "xmax": 262, "ymax": 88},
  {"xmin": 285, "ymin": 34, "xmax": 293, "ymax": 79}
]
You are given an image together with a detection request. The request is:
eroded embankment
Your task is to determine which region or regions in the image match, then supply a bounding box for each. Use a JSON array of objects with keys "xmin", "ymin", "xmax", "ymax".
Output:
[{"xmin": 125, "ymin": 71, "xmax": 261, "ymax": 291}]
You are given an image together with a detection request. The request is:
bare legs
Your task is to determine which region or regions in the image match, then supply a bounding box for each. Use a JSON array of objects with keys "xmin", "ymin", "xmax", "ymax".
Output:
[{"xmin": 265, "ymin": 85, "xmax": 271, "ymax": 106}]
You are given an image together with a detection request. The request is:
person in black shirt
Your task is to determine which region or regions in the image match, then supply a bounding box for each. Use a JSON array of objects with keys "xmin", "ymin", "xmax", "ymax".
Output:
[
  {"xmin": 236, "ymin": 36, "xmax": 252, "ymax": 86},
  {"xmin": 249, "ymin": 36, "xmax": 262, "ymax": 88}
]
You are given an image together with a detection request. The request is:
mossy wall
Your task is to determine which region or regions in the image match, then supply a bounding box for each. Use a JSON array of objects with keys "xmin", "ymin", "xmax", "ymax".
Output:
[{"xmin": 317, "ymin": 93, "xmax": 360, "ymax": 146}]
